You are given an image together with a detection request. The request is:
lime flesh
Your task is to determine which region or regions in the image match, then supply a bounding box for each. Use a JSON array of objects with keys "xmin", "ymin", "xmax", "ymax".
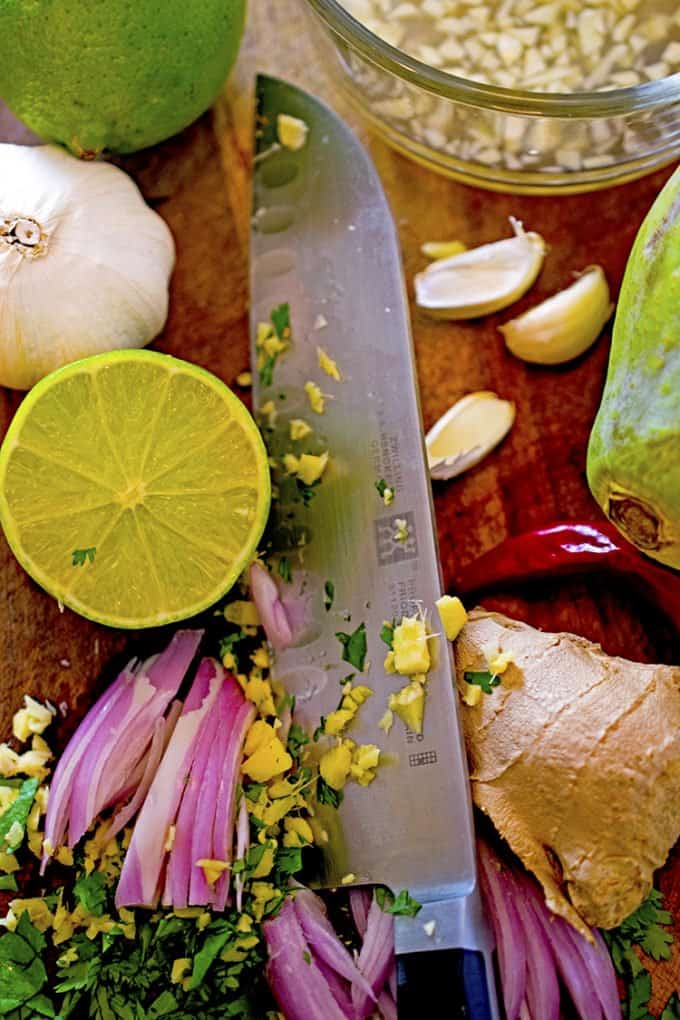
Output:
[{"xmin": 0, "ymin": 350, "xmax": 270, "ymax": 629}]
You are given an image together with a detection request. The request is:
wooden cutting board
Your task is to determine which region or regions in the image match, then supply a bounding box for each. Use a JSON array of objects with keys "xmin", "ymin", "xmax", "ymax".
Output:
[{"xmin": 1, "ymin": 1, "xmax": 678, "ymax": 1010}]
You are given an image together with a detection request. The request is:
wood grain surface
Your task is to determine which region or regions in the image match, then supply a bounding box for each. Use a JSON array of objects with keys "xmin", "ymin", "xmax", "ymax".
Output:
[{"xmin": 1, "ymin": 0, "xmax": 679, "ymax": 1010}]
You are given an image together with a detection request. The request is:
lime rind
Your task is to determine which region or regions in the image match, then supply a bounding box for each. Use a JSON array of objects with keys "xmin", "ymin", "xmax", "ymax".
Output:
[{"xmin": 0, "ymin": 350, "xmax": 271, "ymax": 629}]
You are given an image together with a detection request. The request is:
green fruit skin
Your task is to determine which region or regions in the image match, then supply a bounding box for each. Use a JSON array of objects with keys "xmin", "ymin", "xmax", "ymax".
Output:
[
  {"xmin": 0, "ymin": 0, "xmax": 246, "ymax": 155},
  {"xmin": 587, "ymin": 165, "xmax": 680, "ymax": 569}
]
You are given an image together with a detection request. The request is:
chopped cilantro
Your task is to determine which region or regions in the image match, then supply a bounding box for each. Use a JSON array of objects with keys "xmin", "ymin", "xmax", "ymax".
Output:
[
  {"xmin": 302, "ymin": 951, "xmax": 311, "ymax": 965},
  {"xmin": 375, "ymin": 887, "xmax": 422, "ymax": 917},
  {"xmin": 323, "ymin": 580, "xmax": 335, "ymax": 612},
  {"xmin": 0, "ymin": 874, "xmax": 18, "ymax": 892},
  {"xmin": 277, "ymin": 692, "xmax": 296, "ymax": 718},
  {"xmin": 73, "ymin": 872, "xmax": 108, "ymax": 918},
  {"xmin": 270, "ymin": 303, "xmax": 290, "ymax": 339},
  {"xmin": 336, "ymin": 622, "xmax": 367, "ymax": 671},
  {"xmin": 603, "ymin": 887, "xmax": 675, "ymax": 1020},
  {"xmin": 218, "ymin": 629, "xmax": 247, "ymax": 669},
  {"xmin": 71, "ymin": 547, "xmax": 96, "ymax": 567},
  {"xmin": 463, "ymin": 670, "xmax": 501, "ymax": 695},
  {"xmin": 0, "ymin": 777, "xmax": 38, "ymax": 852},
  {"xmin": 317, "ymin": 777, "xmax": 343, "ymax": 809},
  {"xmin": 277, "ymin": 557, "xmax": 292, "ymax": 584},
  {"xmin": 627, "ymin": 970, "xmax": 653, "ymax": 1020},
  {"xmin": 275, "ymin": 847, "xmax": 303, "ymax": 878},
  {"xmin": 0, "ymin": 912, "xmax": 51, "ymax": 1014},
  {"xmin": 188, "ymin": 921, "xmax": 237, "ymax": 989},
  {"xmin": 296, "ymin": 477, "xmax": 321, "ymax": 507},
  {"xmin": 244, "ymin": 782, "xmax": 267, "ymax": 804},
  {"xmin": 259, "ymin": 355, "xmax": 276, "ymax": 389},
  {"xmin": 312, "ymin": 718, "xmax": 326, "ymax": 742},
  {"xmin": 286, "ymin": 723, "xmax": 309, "ymax": 765},
  {"xmin": 380, "ymin": 620, "xmax": 395, "ymax": 649}
]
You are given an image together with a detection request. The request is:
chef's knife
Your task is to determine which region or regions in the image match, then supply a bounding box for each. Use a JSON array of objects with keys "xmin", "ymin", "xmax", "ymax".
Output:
[{"xmin": 250, "ymin": 74, "xmax": 499, "ymax": 1018}]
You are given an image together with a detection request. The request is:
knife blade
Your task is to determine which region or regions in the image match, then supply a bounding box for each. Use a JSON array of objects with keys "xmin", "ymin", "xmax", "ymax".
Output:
[{"xmin": 250, "ymin": 74, "xmax": 499, "ymax": 1018}]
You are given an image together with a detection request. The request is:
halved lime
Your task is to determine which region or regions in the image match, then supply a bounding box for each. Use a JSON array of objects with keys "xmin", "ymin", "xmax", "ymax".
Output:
[{"xmin": 0, "ymin": 350, "xmax": 270, "ymax": 629}]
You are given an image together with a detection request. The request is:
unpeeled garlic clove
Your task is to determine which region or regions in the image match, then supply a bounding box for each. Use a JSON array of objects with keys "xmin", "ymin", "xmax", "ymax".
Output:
[
  {"xmin": 499, "ymin": 265, "xmax": 613, "ymax": 365},
  {"xmin": 415, "ymin": 218, "xmax": 546, "ymax": 320},
  {"xmin": 426, "ymin": 391, "xmax": 515, "ymax": 480}
]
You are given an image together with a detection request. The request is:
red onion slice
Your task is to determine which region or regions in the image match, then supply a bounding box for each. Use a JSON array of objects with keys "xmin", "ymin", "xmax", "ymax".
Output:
[
  {"xmin": 377, "ymin": 988, "xmax": 398, "ymax": 1020},
  {"xmin": 513, "ymin": 877, "xmax": 560, "ymax": 1020},
  {"xmin": 350, "ymin": 888, "xmax": 371, "ymax": 939},
  {"xmin": 294, "ymin": 888, "xmax": 376, "ymax": 1002},
  {"xmin": 352, "ymin": 895, "xmax": 395, "ymax": 1019},
  {"xmin": 44, "ymin": 629, "xmax": 202, "ymax": 862},
  {"xmin": 104, "ymin": 714, "xmax": 166, "ymax": 843},
  {"xmin": 115, "ymin": 657, "xmax": 222, "ymax": 909},
  {"xmin": 264, "ymin": 898, "xmax": 351, "ymax": 1020},
  {"xmin": 164, "ymin": 696, "xmax": 222, "ymax": 909},
  {"xmin": 234, "ymin": 793, "xmax": 249, "ymax": 914},
  {"xmin": 478, "ymin": 842, "xmax": 527, "ymax": 1020},
  {"xmin": 250, "ymin": 562, "xmax": 293, "ymax": 652},
  {"xmin": 211, "ymin": 694, "xmax": 256, "ymax": 911}
]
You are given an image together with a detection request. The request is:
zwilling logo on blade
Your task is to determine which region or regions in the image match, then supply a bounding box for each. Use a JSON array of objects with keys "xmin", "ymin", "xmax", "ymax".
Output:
[{"xmin": 375, "ymin": 511, "xmax": 418, "ymax": 566}]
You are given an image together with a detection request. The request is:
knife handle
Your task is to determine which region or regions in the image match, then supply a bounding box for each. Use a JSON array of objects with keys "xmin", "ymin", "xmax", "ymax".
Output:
[{"xmin": 396, "ymin": 947, "xmax": 497, "ymax": 1019}]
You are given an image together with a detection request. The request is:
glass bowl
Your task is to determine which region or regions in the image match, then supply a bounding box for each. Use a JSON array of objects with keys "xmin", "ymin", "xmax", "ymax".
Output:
[{"xmin": 302, "ymin": 0, "xmax": 680, "ymax": 194}]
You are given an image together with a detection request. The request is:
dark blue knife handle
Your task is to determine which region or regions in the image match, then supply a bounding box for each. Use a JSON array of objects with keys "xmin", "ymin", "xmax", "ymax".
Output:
[{"xmin": 397, "ymin": 948, "xmax": 496, "ymax": 1019}]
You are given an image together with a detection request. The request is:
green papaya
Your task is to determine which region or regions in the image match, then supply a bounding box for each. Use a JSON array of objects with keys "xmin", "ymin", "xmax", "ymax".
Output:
[{"xmin": 587, "ymin": 167, "xmax": 680, "ymax": 569}]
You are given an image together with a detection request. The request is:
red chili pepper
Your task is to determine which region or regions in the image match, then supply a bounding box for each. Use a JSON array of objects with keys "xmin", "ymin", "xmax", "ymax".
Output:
[{"xmin": 455, "ymin": 521, "xmax": 680, "ymax": 633}]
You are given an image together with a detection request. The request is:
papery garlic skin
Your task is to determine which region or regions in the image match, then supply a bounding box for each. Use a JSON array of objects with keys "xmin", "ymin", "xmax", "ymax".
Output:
[
  {"xmin": 499, "ymin": 265, "xmax": 613, "ymax": 366},
  {"xmin": 0, "ymin": 144, "xmax": 175, "ymax": 390}
]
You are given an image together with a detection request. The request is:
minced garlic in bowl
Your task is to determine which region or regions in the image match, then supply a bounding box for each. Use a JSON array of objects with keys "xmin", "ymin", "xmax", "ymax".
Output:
[{"xmin": 302, "ymin": 0, "xmax": 680, "ymax": 192}]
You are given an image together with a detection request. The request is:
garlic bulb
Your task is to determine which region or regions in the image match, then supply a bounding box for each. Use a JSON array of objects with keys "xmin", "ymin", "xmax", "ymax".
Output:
[{"xmin": 0, "ymin": 144, "xmax": 175, "ymax": 390}]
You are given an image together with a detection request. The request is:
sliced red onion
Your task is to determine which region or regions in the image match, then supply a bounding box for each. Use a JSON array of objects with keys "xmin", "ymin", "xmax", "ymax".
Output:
[
  {"xmin": 104, "ymin": 715, "xmax": 167, "ymax": 842},
  {"xmin": 294, "ymin": 888, "xmax": 376, "ymax": 1003},
  {"xmin": 43, "ymin": 629, "xmax": 202, "ymax": 867},
  {"xmin": 512, "ymin": 877, "xmax": 560, "ymax": 1020},
  {"xmin": 377, "ymin": 989, "xmax": 398, "ymax": 1020},
  {"xmin": 234, "ymin": 792, "xmax": 249, "ymax": 913},
  {"xmin": 350, "ymin": 888, "xmax": 371, "ymax": 939},
  {"xmin": 211, "ymin": 693, "xmax": 256, "ymax": 911},
  {"xmin": 549, "ymin": 899, "xmax": 621, "ymax": 1020},
  {"xmin": 314, "ymin": 956, "xmax": 355, "ymax": 1017},
  {"xmin": 478, "ymin": 842, "xmax": 527, "ymax": 1020},
  {"xmin": 163, "ymin": 695, "xmax": 223, "ymax": 909},
  {"xmin": 42, "ymin": 662, "xmax": 134, "ymax": 869},
  {"xmin": 264, "ymin": 898, "xmax": 351, "ymax": 1020},
  {"xmin": 115, "ymin": 657, "xmax": 222, "ymax": 909},
  {"xmin": 250, "ymin": 562, "xmax": 293, "ymax": 652},
  {"xmin": 73, "ymin": 632, "xmax": 203, "ymax": 842},
  {"xmin": 527, "ymin": 887, "xmax": 603, "ymax": 1020},
  {"xmin": 587, "ymin": 929, "xmax": 622, "ymax": 1020},
  {"xmin": 352, "ymin": 895, "xmax": 395, "ymax": 1019},
  {"xmin": 189, "ymin": 676, "xmax": 247, "ymax": 907}
]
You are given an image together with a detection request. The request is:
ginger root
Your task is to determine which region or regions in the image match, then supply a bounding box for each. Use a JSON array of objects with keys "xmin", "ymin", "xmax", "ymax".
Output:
[{"xmin": 455, "ymin": 609, "xmax": 680, "ymax": 935}]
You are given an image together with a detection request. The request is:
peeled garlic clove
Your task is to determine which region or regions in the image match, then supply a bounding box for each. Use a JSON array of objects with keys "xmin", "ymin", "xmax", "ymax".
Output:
[
  {"xmin": 426, "ymin": 391, "xmax": 515, "ymax": 480},
  {"xmin": 420, "ymin": 239, "xmax": 467, "ymax": 260},
  {"xmin": 499, "ymin": 265, "xmax": 613, "ymax": 366},
  {"xmin": 415, "ymin": 218, "xmax": 546, "ymax": 320}
]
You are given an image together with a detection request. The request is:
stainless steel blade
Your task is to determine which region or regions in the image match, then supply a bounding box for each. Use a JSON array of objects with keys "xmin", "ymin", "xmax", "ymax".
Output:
[{"xmin": 250, "ymin": 76, "xmax": 494, "ymax": 969}]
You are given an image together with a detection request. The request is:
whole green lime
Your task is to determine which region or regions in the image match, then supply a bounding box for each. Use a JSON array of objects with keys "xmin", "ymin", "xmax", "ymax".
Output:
[{"xmin": 0, "ymin": 0, "xmax": 246, "ymax": 155}]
